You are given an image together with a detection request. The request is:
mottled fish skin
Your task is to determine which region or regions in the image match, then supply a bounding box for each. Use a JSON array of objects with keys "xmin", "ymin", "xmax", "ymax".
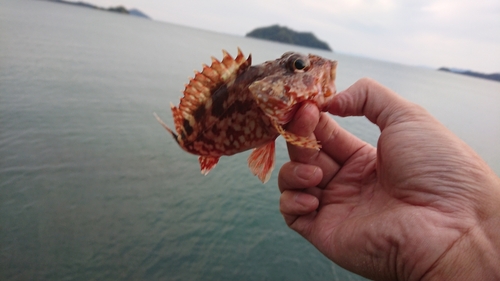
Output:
[{"xmin": 155, "ymin": 49, "xmax": 337, "ymax": 183}]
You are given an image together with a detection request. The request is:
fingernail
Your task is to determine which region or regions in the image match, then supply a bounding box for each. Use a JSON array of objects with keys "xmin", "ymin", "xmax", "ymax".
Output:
[
  {"xmin": 294, "ymin": 165, "xmax": 318, "ymax": 181},
  {"xmin": 303, "ymin": 102, "xmax": 313, "ymax": 110},
  {"xmin": 302, "ymin": 102, "xmax": 318, "ymax": 114},
  {"xmin": 294, "ymin": 193, "xmax": 316, "ymax": 206}
]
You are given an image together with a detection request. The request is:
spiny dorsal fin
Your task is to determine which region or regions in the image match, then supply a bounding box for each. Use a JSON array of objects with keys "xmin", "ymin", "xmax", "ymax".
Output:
[{"xmin": 171, "ymin": 48, "xmax": 251, "ymax": 142}]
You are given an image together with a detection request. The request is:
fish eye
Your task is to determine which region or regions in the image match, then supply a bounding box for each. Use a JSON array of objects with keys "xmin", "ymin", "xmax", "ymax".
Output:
[
  {"xmin": 290, "ymin": 57, "xmax": 310, "ymax": 72},
  {"xmin": 294, "ymin": 59, "xmax": 307, "ymax": 70}
]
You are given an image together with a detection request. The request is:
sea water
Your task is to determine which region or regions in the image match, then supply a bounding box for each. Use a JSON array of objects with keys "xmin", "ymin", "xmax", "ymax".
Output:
[{"xmin": 1, "ymin": 1, "xmax": 499, "ymax": 280}]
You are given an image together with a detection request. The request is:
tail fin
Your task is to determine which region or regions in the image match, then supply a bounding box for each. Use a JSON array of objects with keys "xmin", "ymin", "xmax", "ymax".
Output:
[{"xmin": 153, "ymin": 112, "xmax": 179, "ymax": 143}]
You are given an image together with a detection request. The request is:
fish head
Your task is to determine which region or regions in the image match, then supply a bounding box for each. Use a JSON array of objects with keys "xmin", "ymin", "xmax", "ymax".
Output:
[{"xmin": 249, "ymin": 52, "xmax": 337, "ymax": 124}]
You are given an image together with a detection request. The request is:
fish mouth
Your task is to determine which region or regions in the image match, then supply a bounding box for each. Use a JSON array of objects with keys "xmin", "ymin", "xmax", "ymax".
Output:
[
  {"xmin": 330, "ymin": 61, "xmax": 338, "ymax": 83},
  {"xmin": 323, "ymin": 60, "xmax": 338, "ymax": 98},
  {"xmin": 311, "ymin": 59, "xmax": 337, "ymax": 112}
]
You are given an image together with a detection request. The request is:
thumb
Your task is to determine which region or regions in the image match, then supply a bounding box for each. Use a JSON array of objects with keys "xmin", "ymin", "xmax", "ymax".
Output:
[{"xmin": 329, "ymin": 78, "xmax": 418, "ymax": 131}]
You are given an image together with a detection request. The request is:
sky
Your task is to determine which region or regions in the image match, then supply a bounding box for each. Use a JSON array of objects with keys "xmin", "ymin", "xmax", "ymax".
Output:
[{"xmin": 86, "ymin": 0, "xmax": 499, "ymax": 73}]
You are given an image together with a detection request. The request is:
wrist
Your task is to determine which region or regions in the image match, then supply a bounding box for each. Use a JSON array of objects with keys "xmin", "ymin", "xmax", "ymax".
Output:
[
  {"xmin": 422, "ymin": 176, "xmax": 500, "ymax": 281},
  {"xmin": 423, "ymin": 225, "xmax": 500, "ymax": 281}
]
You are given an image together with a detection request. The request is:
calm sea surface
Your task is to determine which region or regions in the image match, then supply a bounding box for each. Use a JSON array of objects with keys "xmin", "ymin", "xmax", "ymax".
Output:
[{"xmin": 1, "ymin": 1, "xmax": 499, "ymax": 280}]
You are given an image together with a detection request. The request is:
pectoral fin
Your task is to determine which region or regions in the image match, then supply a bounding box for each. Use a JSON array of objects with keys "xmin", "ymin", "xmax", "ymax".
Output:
[{"xmin": 271, "ymin": 119, "xmax": 321, "ymax": 150}]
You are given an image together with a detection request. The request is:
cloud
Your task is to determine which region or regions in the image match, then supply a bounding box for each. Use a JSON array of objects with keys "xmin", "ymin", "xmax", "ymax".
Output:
[{"xmin": 83, "ymin": 0, "xmax": 500, "ymax": 72}]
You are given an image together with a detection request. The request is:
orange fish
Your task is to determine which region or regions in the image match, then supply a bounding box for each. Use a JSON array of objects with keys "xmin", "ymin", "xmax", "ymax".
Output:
[{"xmin": 155, "ymin": 49, "xmax": 337, "ymax": 183}]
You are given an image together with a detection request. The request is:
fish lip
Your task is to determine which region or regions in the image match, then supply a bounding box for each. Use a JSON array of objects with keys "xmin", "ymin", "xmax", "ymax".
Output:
[
  {"xmin": 330, "ymin": 60, "xmax": 338, "ymax": 82},
  {"xmin": 324, "ymin": 60, "xmax": 338, "ymax": 97},
  {"xmin": 313, "ymin": 60, "xmax": 337, "ymax": 111}
]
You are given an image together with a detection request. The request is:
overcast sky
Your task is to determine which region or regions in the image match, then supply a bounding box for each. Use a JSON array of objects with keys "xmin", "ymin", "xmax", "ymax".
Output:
[{"xmin": 87, "ymin": 0, "xmax": 499, "ymax": 73}]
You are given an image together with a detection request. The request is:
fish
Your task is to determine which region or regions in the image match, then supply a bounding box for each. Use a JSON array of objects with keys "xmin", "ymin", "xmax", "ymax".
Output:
[{"xmin": 154, "ymin": 48, "xmax": 337, "ymax": 183}]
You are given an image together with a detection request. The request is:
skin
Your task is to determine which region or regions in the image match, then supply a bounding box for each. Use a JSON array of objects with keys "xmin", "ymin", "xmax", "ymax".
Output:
[{"xmin": 278, "ymin": 78, "xmax": 500, "ymax": 281}]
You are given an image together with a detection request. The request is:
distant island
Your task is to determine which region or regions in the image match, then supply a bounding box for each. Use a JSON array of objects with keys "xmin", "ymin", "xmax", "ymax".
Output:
[
  {"xmin": 46, "ymin": 0, "xmax": 150, "ymax": 19},
  {"xmin": 438, "ymin": 67, "xmax": 500, "ymax": 83},
  {"xmin": 246, "ymin": 25, "xmax": 332, "ymax": 51}
]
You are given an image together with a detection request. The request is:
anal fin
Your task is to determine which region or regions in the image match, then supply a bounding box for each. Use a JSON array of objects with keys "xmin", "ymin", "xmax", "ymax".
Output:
[
  {"xmin": 199, "ymin": 156, "xmax": 219, "ymax": 175},
  {"xmin": 248, "ymin": 141, "xmax": 276, "ymax": 183},
  {"xmin": 272, "ymin": 120, "xmax": 321, "ymax": 150}
]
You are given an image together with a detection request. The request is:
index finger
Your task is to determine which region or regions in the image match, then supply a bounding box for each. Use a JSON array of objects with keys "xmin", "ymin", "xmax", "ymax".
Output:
[
  {"xmin": 329, "ymin": 77, "xmax": 416, "ymax": 130},
  {"xmin": 313, "ymin": 112, "xmax": 370, "ymax": 166}
]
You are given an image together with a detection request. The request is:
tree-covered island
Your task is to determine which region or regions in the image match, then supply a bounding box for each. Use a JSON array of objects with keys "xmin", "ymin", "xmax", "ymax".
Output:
[{"xmin": 246, "ymin": 25, "xmax": 332, "ymax": 51}]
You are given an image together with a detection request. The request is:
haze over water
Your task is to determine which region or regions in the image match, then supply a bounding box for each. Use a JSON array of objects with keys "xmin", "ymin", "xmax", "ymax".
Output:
[{"xmin": 1, "ymin": 1, "xmax": 499, "ymax": 280}]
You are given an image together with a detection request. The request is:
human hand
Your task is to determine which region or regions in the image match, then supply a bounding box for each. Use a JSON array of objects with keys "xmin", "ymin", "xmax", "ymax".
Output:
[{"xmin": 278, "ymin": 78, "xmax": 500, "ymax": 280}]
